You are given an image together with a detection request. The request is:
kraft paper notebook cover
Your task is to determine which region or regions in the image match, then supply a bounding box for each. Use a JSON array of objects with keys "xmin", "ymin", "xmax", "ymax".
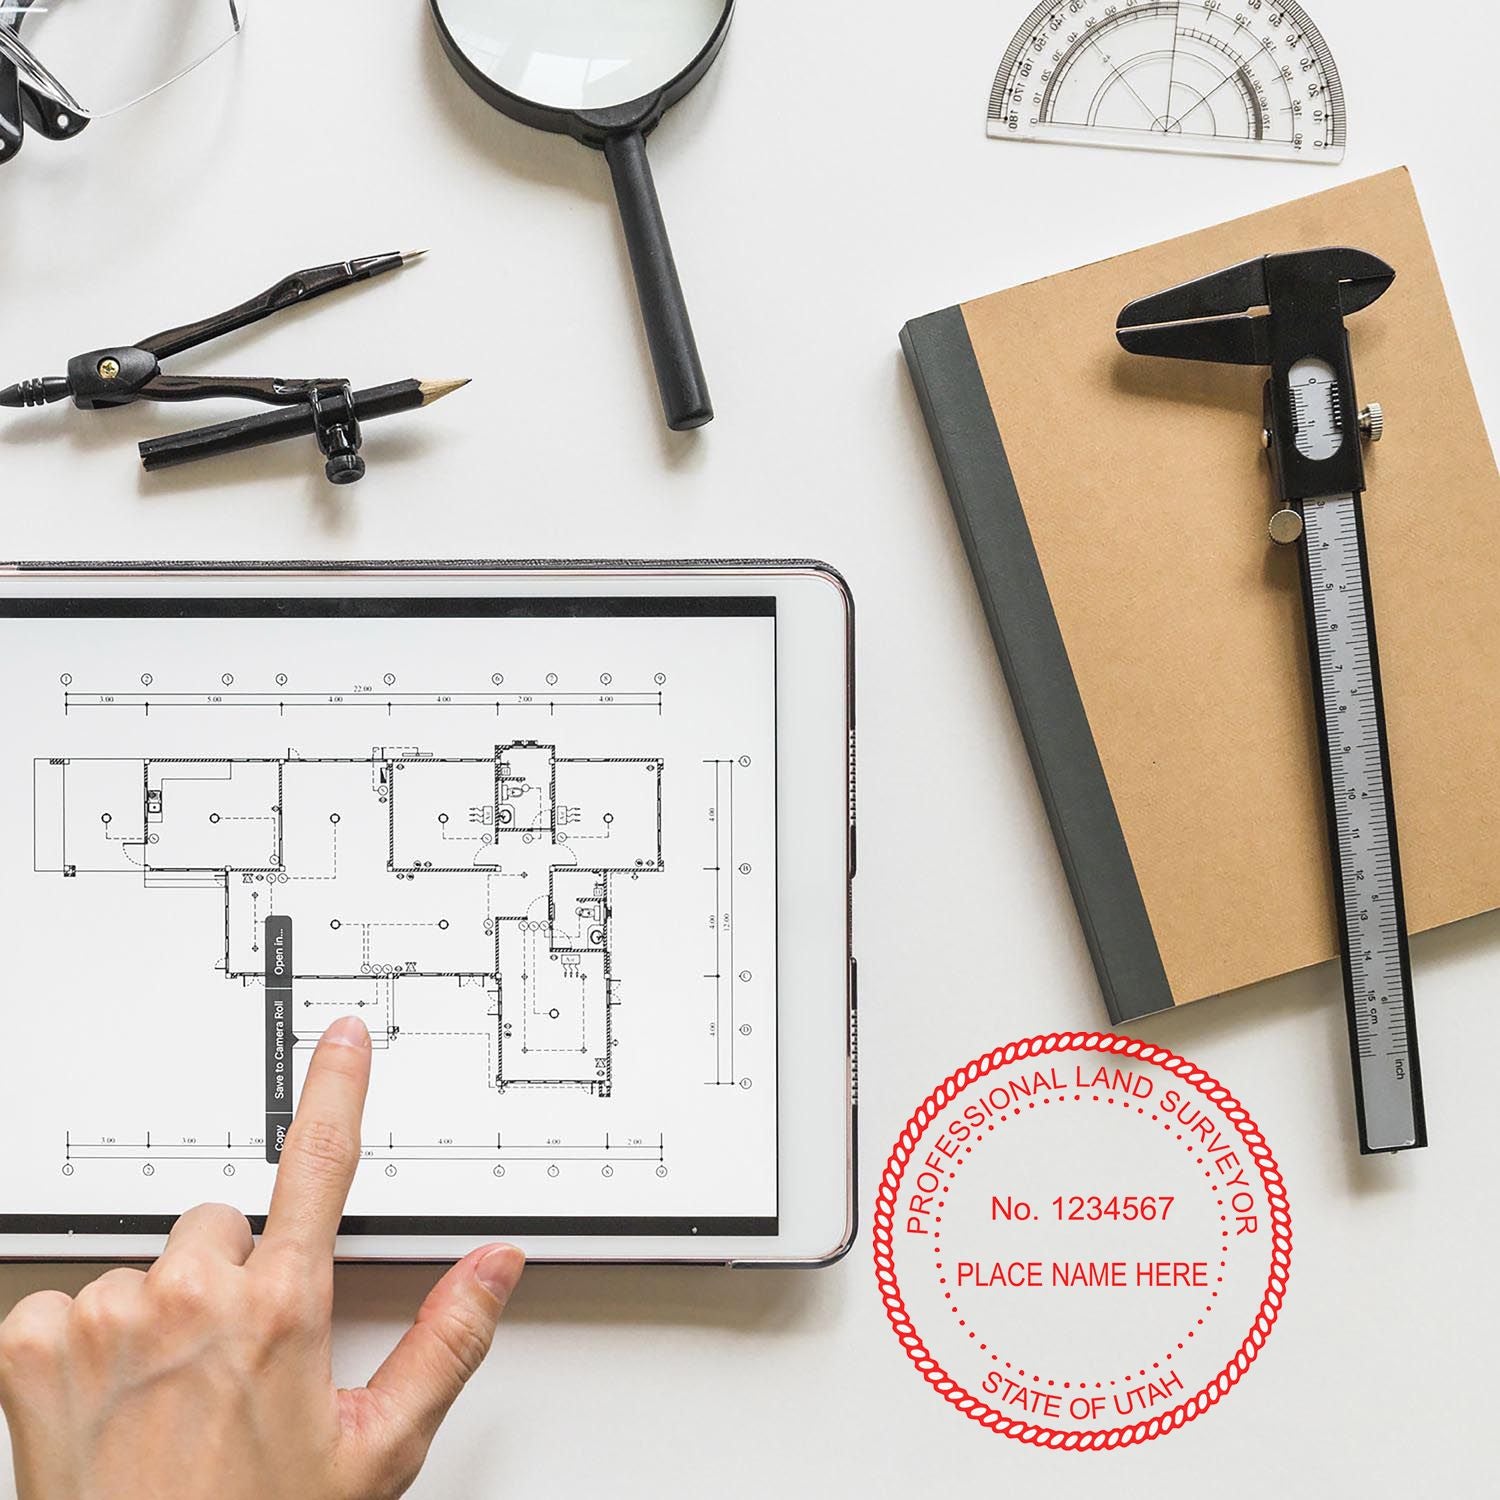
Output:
[{"xmin": 902, "ymin": 167, "xmax": 1500, "ymax": 1023}]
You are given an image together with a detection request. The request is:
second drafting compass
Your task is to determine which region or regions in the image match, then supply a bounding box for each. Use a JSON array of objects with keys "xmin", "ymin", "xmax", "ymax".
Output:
[{"xmin": 1118, "ymin": 247, "xmax": 1424, "ymax": 1154}]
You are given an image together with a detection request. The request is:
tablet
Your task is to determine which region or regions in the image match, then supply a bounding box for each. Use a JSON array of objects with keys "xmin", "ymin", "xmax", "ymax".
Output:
[{"xmin": 0, "ymin": 561, "xmax": 855, "ymax": 1266}]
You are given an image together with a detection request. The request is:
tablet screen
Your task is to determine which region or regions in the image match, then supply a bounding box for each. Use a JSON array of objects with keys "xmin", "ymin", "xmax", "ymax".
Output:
[{"xmin": 0, "ymin": 595, "xmax": 779, "ymax": 1239}]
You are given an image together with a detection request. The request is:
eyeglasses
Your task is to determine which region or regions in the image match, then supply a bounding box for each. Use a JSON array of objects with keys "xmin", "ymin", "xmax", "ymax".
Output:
[{"xmin": 1, "ymin": 0, "xmax": 248, "ymax": 162}]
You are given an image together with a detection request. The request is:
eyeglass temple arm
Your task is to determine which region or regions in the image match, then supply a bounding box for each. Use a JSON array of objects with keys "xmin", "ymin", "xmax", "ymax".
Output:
[
  {"xmin": 0, "ymin": 25, "xmax": 87, "ymax": 118},
  {"xmin": 0, "ymin": 48, "xmax": 88, "ymax": 158}
]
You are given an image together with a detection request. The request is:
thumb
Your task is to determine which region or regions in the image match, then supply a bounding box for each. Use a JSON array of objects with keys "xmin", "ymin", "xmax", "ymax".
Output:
[{"xmin": 356, "ymin": 1244, "xmax": 524, "ymax": 1471}]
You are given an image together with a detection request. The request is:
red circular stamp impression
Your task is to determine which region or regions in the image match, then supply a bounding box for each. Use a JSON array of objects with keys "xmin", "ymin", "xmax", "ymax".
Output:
[{"xmin": 874, "ymin": 1032, "xmax": 1290, "ymax": 1450}]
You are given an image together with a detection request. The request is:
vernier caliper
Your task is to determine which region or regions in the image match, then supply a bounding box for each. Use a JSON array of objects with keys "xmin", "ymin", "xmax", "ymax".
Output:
[{"xmin": 1117, "ymin": 247, "xmax": 1424, "ymax": 1154}]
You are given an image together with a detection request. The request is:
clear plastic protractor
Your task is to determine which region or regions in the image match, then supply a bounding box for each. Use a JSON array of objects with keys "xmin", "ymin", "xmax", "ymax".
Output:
[{"xmin": 988, "ymin": 0, "xmax": 1346, "ymax": 162}]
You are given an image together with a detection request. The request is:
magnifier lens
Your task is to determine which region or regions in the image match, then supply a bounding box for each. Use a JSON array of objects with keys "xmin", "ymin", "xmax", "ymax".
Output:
[
  {"xmin": 432, "ymin": 0, "xmax": 733, "ymax": 430},
  {"xmin": 438, "ymin": 0, "xmax": 725, "ymax": 110}
]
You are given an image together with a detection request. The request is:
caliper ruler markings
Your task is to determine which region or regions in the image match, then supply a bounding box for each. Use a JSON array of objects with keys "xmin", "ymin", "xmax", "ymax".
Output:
[
  {"xmin": 1119, "ymin": 247, "xmax": 1425, "ymax": 1153},
  {"xmin": 1301, "ymin": 494, "xmax": 1422, "ymax": 1148}
]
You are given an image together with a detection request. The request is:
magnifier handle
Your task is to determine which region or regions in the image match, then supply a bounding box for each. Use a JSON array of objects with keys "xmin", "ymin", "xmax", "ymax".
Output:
[{"xmin": 604, "ymin": 130, "xmax": 713, "ymax": 431}]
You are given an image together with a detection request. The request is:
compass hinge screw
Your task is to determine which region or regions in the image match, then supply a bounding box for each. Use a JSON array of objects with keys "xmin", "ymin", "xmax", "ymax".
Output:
[{"xmin": 1359, "ymin": 403, "xmax": 1385, "ymax": 442}]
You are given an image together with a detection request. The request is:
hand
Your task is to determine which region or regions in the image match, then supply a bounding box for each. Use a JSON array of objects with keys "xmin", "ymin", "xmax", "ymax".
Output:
[{"xmin": 0, "ymin": 1017, "xmax": 525, "ymax": 1500}]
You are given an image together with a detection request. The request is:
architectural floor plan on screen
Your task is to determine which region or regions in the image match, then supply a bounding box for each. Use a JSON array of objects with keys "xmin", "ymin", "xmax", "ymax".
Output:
[
  {"xmin": 35, "ymin": 743, "xmax": 665, "ymax": 1156},
  {"xmin": 0, "ymin": 602, "xmax": 778, "ymax": 1231}
]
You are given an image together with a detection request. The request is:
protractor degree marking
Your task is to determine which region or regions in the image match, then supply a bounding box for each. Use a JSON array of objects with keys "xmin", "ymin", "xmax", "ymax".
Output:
[
  {"xmin": 1176, "ymin": 26, "xmax": 1273, "ymax": 71},
  {"xmin": 988, "ymin": 0, "xmax": 1345, "ymax": 162},
  {"xmin": 1036, "ymin": 5, "xmax": 1180, "ymax": 124},
  {"xmin": 1167, "ymin": 38, "xmax": 1272, "ymax": 133}
]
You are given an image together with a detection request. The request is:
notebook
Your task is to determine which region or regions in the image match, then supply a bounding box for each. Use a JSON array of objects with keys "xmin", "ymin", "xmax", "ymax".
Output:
[{"xmin": 902, "ymin": 168, "xmax": 1500, "ymax": 1022}]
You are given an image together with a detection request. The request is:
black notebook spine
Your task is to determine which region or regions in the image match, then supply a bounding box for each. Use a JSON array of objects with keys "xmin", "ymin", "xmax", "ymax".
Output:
[{"xmin": 901, "ymin": 306, "xmax": 1174, "ymax": 1024}]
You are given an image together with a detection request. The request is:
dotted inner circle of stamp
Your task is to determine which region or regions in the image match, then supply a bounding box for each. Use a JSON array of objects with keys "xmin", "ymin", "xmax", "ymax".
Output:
[
  {"xmin": 872, "ymin": 1032, "xmax": 1292, "ymax": 1451},
  {"xmin": 935, "ymin": 1093, "xmax": 1230, "ymax": 1385}
]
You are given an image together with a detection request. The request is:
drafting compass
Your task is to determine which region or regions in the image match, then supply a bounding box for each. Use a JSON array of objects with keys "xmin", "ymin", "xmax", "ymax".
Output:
[
  {"xmin": 989, "ymin": 0, "xmax": 1346, "ymax": 162},
  {"xmin": 0, "ymin": 251, "xmax": 467, "ymax": 484},
  {"xmin": 1118, "ymin": 247, "xmax": 1424, "ymax": 1154}
]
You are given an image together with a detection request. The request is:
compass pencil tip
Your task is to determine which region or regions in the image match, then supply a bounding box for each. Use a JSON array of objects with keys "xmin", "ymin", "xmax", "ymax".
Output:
[{"xmin": 419, "ymin": 378, "xmax": 471, "ymax": 405}]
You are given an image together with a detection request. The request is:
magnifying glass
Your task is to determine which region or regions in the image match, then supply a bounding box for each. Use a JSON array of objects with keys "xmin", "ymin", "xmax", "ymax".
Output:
[{"xmin": 430, "ymin": 0, "xmax": 734, "ymax": 432}]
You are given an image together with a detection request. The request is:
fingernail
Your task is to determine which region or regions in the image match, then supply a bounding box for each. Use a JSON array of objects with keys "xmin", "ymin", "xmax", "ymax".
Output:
[
  {"xmin": 323, "ymin": 1016, "xmax": 370, "ymax": 1049},
  {"xmin": 476, "ymin": 1244, "xmax": 525, "ymax": 1302}
]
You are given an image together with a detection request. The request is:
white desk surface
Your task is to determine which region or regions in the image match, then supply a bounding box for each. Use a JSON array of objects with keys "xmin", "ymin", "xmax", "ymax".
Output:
[{"xmin": 2, "ymin": 2, "xmax": 1495, "ymax": 1493}]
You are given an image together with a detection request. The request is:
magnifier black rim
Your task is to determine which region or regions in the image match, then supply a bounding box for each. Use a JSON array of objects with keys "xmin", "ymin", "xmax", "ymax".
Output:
[{"xmin": 430, "ymin": 0, "xmax": 735, "ymax": 144}]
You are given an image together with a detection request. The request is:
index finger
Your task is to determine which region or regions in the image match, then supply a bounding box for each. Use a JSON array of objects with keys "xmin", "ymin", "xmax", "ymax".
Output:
[{"xmin": 259, "ymin": 1016, "xmax": 371, "ymax": 1265}]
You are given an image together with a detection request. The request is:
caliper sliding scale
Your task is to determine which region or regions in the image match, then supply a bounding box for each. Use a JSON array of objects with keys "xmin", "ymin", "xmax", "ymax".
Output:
[{"xmin": 1117, "ymin": 247, "xmax": 1425, "ymax": 1154}]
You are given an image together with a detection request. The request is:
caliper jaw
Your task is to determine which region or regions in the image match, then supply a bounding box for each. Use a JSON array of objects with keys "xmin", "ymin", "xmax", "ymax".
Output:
[{"xmin": 1116, "ymin": 247, "xmax": 1394, "ymax": 505}]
